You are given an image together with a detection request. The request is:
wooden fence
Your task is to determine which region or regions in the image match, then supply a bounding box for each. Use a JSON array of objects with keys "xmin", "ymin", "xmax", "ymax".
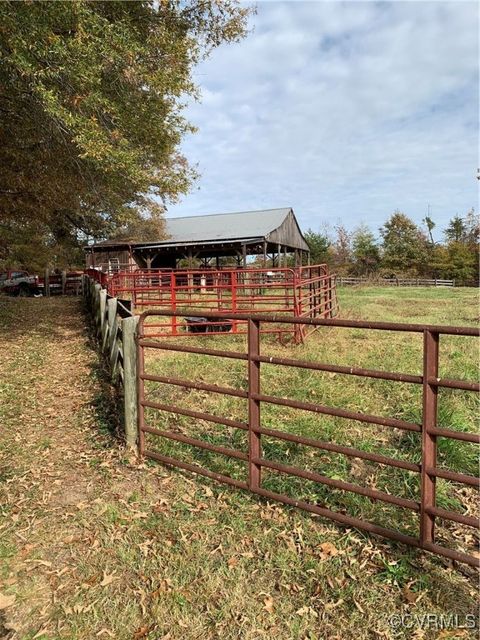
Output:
[
  {"xmin": 40, "ymin": 270, "xmax": 84, "ymax": 296},
  {"xmin": 336, "ymin": 277, "xmax": 456, "ymax": 287},
  {"xmin": 82, "ymin": 275, "xmax": 138, "ymax": 449}
]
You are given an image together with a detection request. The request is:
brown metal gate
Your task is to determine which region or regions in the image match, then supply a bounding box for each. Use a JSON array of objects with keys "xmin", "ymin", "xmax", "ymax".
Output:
[{"xmin": 137, "ymin": 310, "xmax": 479, "ymax": 567}]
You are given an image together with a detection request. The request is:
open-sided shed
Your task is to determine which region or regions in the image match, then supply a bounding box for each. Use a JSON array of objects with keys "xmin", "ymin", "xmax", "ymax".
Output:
[{"xmin": 85, "ymin": 207, "xmax": 310, "ymax": 271}]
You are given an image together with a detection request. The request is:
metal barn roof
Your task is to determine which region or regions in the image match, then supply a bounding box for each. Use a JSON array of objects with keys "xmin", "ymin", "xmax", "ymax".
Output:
[
  {"xmin": 89, "ymin": 207, "xmax": 309, "ymax": 253},
  {"xmin": 163, "ymin": 208, "xmax": 293, "ymax": 244}
]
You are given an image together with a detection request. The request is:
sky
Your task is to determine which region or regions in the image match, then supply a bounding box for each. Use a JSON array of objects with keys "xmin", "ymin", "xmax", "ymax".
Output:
[{"xmin": 166, "ymin": 0, "xmax": 479, "ymax": 240}]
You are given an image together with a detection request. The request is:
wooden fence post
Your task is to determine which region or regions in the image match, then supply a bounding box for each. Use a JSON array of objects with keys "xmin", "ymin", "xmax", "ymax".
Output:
[
  {"xmin": 93, "ymin": 284, "xmax": 102, "ymax": 329},
  {"xmin": 81, "ymin": 275, "xmax": 87, "ymax": 301},
  {"xmin": 123, "ymin": 316, "xmax": 139, "ymax": 451},
  {"xmin": 61, "ymin": 270, "xmax": 67, "ymax": 295},
  {"xmin": 106, "ymin": 298, "xmax": 120, "ymax": 380},
  {"xmin": 44, "ymin": 269, "xmax": 50, "ymax": 297},
  {"xmin": 99, "ymin": 289, "xmax": 107, "ymax": 342}
]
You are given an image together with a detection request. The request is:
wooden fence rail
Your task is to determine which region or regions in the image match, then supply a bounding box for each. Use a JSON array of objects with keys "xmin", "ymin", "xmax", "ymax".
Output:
[
  {"xmin": 40, "ymin": 270, "xmax": 84, "ymax": 296},
  {"xmin": 82, "ymin": 275, "xmax": 138, "ymax": 448},
  {"xmin": 336, "ymin": 277, "xmax": 457, "ymax": 287}
]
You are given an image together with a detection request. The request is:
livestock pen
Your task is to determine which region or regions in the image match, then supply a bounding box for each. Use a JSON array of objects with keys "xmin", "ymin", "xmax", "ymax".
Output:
[{"xmin": 87, "ymin": 263, "xmax": 338, "ymax": 343}]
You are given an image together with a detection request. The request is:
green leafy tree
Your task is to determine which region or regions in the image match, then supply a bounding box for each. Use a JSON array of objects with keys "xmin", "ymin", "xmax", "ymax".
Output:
[
  {"xmin": 380, "ymin": 211, "xmax": 428, "ymax": 275},
  {"xmin": 351, "ymin": 225, "xmax": 380, "ymax": 275},
  {"xmin": 430, "ymin": 243, "xmax": 477, "ymax": 282},
  {"xmin": 444, "ymin": 216, "xmax": 467, "ymax": 243},
  {"xmin": 0, "ymin": 219, "xmax": 84, "ymax": 271},
  {"xmin": 0, "ymin": 0, "xmax": 251, "ymax": 265},
  {"xmin": 440, "ymin": 209, "xmax": 479, "ymax": 283},
  {"xmin": 304, "ymin": 229, "xmax": 331, "ymax": 265}
]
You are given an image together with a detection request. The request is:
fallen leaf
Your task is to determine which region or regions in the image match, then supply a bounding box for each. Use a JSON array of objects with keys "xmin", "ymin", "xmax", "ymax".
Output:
[
  {"xmin": 296, "ymin": 605, "xmax": 318, "ymax": 618},
  {"xmin": 150, "ymin": 579, "xmax": 173, "ymax": 597},
  {"xmin": 318, "ymin": 541, "xmax": 339, "ymax": 560},
  {"xmin": 263, "ymin": 595, "xmax": 274, "ymax": 614},
  {"xmin": 325, "ymin": 598, "xmax": 344, "ymax": 611},
  {"xmin": 402, "ymin": 586, "xmax": 419, "ymax": 604},
  {"xmin": 100, "ymin": 571, "xmax": 117, "ymax": 587},
  {"xmin": 134, "ymin": 625, "xmax": 155, "ymax": 639},
  {"xmin": 0, "ymin": 592, "xmax": 15, "ymax": 609}
]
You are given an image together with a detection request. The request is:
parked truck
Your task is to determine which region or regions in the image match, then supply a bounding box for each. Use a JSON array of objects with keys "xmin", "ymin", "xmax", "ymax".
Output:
[{"xmin": 0, "ymin": 270, "xmax": 42, "ymax": 296}]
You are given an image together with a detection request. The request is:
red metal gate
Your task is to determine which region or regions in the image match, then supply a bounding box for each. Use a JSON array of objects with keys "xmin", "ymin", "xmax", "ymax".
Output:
[
  {"xmin": 88, "ymin": 264, "xmax": 338, "ymax": 342},
  {"xmin": 137, "ymin": 310, "xmax": 479, "ymax": 567}
]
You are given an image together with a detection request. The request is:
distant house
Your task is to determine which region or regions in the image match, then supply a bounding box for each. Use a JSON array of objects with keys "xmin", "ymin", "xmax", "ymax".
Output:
[{"xmin": 85, "ymin": 207, "xmax": 310, "ymax": 271}]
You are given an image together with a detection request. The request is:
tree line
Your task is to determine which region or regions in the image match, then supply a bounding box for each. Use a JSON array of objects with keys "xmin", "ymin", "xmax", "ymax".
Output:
[{"xmin": 304, "ymin": 209, "xmax": 479, "ymax": 284}]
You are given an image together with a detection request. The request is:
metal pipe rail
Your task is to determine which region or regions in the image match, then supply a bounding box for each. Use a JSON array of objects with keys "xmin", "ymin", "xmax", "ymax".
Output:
[
  {"xmin": 97, "ymin": 265, "xmax": 338, "ymax": 342},
  {"xmin": 137, "ymin": 309, "xmax": 480, "ymax": 567}
]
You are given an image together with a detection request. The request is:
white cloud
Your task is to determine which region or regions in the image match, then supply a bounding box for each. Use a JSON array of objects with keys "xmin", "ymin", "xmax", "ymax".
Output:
[{"xmin": 167, "ymin": 0, "xmax": 479, "ymax": 238}]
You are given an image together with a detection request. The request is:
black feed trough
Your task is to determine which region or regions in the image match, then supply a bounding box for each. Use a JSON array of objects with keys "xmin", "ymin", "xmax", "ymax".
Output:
[{"xmin": 184, "ymin": 316, "xmax": 233, "ymax": 334}]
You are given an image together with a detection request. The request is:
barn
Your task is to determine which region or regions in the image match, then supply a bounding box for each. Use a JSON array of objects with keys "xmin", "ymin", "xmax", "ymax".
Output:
[{"xmin": 85, "ymin": 207, "xmax": 310, "ymax": 271}]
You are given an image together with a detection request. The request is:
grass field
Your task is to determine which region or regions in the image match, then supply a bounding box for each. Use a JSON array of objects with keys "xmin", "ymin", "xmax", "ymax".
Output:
[
  {"xmin": 143, "ymin": 287, "xmax": 479, "ymax": 551},
  {"xmin": 0, "ymin": 288, "xmax": 478, "ymax": 640}
]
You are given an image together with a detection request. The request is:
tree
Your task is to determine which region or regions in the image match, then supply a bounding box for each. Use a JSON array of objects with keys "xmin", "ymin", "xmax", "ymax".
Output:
[
  {"xmin": 0, "ymin": 219, "xmax": 84, "ymax": 270},
  {"xmin": 441, "ymin": 209, "xmax": 479, "ymax": 283},
  {"xmin": 351, "ymin": 225, "xmax": 380, "ymax": 275},
  {"xmin": 379, "ymin": 211, "xmax": 427, "ymax": 274},
  {"xmin": 304, "ymin": 229, "xmax": 331, "ymax": 265},
  {"xmin": 444, "ymin": 216, "xmax": 466, "ymax": 243},
  {"xmin": 0, "ymin": 1, "xmax": 251, "ymax": 262},
  {"xmin": 331, "ymin": 224, "xmax": 351, "ymax": 274},
  {"xmin": 463, "ymin": 208, "xmax": 479, "ymax": 244},
  {"xmin": 110, "ymin": 205, "xmax": 166, "ymax": 243},
  {"xmin": 422, "ymin": 215, "xmax": 436, "ymax": 245}
]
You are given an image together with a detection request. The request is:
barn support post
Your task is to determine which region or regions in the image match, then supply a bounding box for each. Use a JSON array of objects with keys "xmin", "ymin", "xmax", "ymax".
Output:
[
  {"xmin": 242, "ymin": 244, "xmax": 247, "ymax": 267},
  {"xmin": 262, "ymin": 241, "xmax": 267, "ymax": 267},
  {"xmin": 123, "ymin": 316, "xmax": 139, "ymax": 451},
  {"xmin": 277, "ymin": 243, "xmax": 282, "ymax": 268},
  {"xmin": 187, "ymin": 248, "xmax": 194, "ymax": 301},
  {"xmin": 284, "ymin": 246, "xmax": 288, "ymax": 267}
]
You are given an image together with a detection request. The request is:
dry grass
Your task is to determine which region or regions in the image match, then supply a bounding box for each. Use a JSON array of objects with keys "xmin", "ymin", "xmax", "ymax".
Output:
[{"xmin": 0, "ymin": 290, "xmax": 478, "ymax": 640}]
